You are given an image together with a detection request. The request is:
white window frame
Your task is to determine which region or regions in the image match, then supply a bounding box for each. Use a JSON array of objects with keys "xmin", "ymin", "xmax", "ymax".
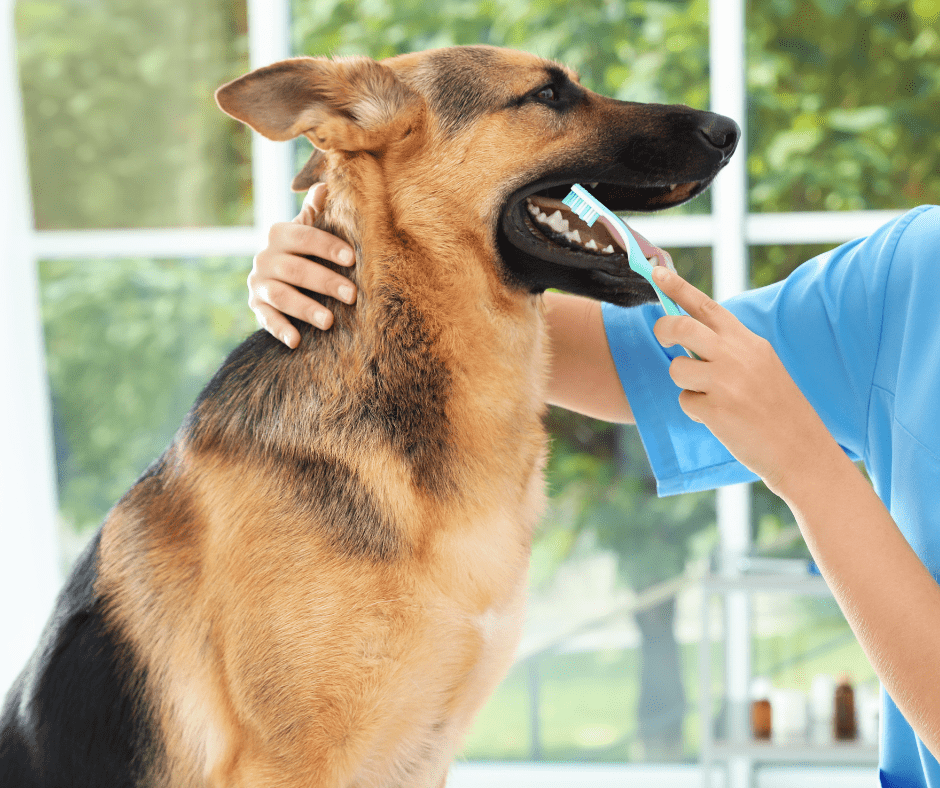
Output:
[{"xmin": 2, "ymin": 0, "xmax": 897, "ymax": 784}]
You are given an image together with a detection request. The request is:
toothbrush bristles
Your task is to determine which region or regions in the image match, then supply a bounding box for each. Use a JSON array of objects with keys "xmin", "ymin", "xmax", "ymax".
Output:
[{"xmin": 562, "ymin": 190, "xmax": 599, "ymax": 227}]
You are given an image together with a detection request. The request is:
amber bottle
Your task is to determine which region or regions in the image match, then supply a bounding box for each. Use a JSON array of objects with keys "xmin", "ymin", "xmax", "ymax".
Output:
[{"xmin": 834, "ymin": 675, "xmax": 857, "ymax": 741}]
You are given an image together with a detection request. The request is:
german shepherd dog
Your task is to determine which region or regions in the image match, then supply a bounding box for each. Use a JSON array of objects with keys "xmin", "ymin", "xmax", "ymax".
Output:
[{"xmin": 1, "ymin": 46, "xmax": 737, "ymax": 787}]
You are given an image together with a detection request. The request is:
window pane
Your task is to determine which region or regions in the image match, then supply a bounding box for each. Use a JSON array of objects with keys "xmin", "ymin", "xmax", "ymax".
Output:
[
  {"xmin": 16, "ymin": 0, "xmax": 252, "ymax": 230},
  {"xmin": 39, "ymin": 257, "xmax": 257, "ymax": 565},
  {"xmin": 747, "ymin": 0, "xmax": 940, "ymax": 212}
]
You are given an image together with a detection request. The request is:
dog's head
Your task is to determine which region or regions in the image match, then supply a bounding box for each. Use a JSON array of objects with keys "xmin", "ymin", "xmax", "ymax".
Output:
[{"xmin": 216, "ymin": 46, "xmax": 738, "ymax": 307}]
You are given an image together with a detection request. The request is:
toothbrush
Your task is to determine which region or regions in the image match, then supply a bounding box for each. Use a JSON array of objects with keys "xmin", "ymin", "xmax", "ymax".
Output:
[{"xmin": 562, "ymin": 183, "xmax": 698, "ymax": 358}]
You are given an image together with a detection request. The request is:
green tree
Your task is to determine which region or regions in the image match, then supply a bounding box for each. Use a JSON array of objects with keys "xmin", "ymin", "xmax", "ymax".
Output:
[
  {"xmin": 40, "ymin": 258, "xmax": 256, "ymax": 543},
  {"xmin": 15, "ymin": 0, "xmax": 251, "ymax": 229}
]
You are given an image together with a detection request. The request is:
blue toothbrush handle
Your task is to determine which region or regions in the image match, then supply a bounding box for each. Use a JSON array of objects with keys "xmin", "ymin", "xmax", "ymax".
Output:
[
  {"xmin": 620, "ymin": 223, "xmax": 699, "ymax": 358},
  {"xmin": 564, "ymin": 185, "xmax": 700, "ymax": 358},
  {"xmin": 652, "ymin": 284, "xmax": 683, "ymax": 318},
  {"xmin": 650, "ymin": 287, "xmax": 701, "ymax": 359}
]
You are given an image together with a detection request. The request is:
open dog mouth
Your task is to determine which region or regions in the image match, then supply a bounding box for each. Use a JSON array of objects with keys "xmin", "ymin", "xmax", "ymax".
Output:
[{"xmin": 500, "ymin": 178, "xmax": 704, "ymax": 282}]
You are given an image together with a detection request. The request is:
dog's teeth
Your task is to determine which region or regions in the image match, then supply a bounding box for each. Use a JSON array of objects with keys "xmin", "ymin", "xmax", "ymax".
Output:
[
  {"xmin": 669, "ymin": 184, "xmax": 677, "ymax": 192},
  {"xmin": 584, "ymin": 239, "xmax": 599, "ymax": 251},
  {"xmin": 601, "ymin": 245, "xmax": 615, "ymax": 254},
  {"xmin": 536, "ymin": 210, "xmax": 548, "ymax": 222},
  {"xmin": 589, "ymin": 182, "xmax": 599, "ymax": 188},
  {"xmin": 545, "ymin": 210, "xmax": 569, "ymax": 234},
  {"xmin": 562, "ymin": 230, "xmax": 582, "ymax": 244},
  {"xmin": 527, "ymin": 201, "xmax": 540, "ymax": 216}
]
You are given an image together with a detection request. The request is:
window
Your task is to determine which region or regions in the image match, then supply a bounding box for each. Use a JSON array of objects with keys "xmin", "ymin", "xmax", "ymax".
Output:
[{"xmin": 6, "ymin": 0, "xmax": 937, "ymax": 785}]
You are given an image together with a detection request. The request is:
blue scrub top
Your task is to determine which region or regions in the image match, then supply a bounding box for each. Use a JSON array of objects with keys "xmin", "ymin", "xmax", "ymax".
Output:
[{"xmin": 602, "ymin": 206, "xmax": 940, "ymax": 788}]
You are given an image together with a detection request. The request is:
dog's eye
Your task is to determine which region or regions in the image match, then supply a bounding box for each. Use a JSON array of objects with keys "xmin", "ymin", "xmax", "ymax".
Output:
[{"xmin": 536, "ymin": 85, "xmax": 559, "ymax": 102}]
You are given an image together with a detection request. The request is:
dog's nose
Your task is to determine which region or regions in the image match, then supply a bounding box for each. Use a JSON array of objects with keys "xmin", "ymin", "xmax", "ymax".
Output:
[{"xmin": 700, "ymin": 114, "xmax": 740, "ymax": 156}]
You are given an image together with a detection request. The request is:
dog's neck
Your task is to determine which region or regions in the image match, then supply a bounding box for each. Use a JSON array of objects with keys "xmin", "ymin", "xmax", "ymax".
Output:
[
  {"xmin": 313, "ymin": 170, "xmax": 529, "ymax": 340},
  {"xmin": 302, "ymin": 169, "xmax": 548, "ymax": 496}
]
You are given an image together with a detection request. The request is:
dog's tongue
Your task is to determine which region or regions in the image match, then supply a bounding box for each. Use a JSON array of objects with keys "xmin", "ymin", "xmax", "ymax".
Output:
[{"xmin": 625, "ymin": 224, "xmax": 675, "ymax": 271}]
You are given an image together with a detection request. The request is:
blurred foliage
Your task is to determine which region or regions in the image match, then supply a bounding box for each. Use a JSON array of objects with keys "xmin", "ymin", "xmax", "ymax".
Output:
[
  {"xmin": 747, "ymin": 0, "xmax": 940, "ymax": 214},
  {"xmin": 14, "ymin": 0, "xmax": 251, "ymax": 229},
  {"xmin": 291, "ymin": 0, "xmax": 711, "ymax": 106},
  {"xmin": 746, "ymin": 0, "xmax": 940, "ymax": 292},
  {"xmin": 40, "ymin": 258, "xmax": 257, "ymax": 535},
  {"xmin": 542, "ymin": 411, "xmax": 717, "ymax": 592}
]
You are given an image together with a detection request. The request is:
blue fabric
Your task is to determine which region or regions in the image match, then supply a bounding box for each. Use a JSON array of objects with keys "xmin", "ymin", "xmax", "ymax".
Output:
[{"xmin": 602, "ymin": 206, "xmax": 940, "ymax": 787}]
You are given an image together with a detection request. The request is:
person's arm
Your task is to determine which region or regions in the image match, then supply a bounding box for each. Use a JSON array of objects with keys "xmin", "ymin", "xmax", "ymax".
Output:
[
  {"xmin": 652, "ymin": 264, "xmax": 940, "ymax": 759},
  {"xmin": 543, "ymin": 292, "xmax": 633, "ymax": 423}
]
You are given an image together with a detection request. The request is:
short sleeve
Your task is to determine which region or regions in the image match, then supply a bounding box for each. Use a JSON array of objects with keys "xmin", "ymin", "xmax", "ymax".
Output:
[{"xmin": 601, "ymin": 207, "xmax": 934, "ymax": 496}]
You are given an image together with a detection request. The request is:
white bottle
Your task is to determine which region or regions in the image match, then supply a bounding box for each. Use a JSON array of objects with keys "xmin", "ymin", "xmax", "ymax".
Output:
[
  {"xmin": 771, "ymin": 688, "xmax": 808, "ymax": 743},
  {"xmin": 810, "ymin": 674, "xmax": 835, "ymax": 744},
  {"xmin": 856, "ymin": 684, "xmax": 880, "ymax": 745}
]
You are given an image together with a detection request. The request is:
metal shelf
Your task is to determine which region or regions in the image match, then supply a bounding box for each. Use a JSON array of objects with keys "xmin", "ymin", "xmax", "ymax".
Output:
[
  {"xmin": 711, "ymin": 739, "xmax": 878, "ymax": 764},
  {"xmin": 698, "ymin": 572, "xmax": 878, "ymax": 787},
  {"xmin": 702, "ymin": 574, "xmax": 831, "ymax": 595}
]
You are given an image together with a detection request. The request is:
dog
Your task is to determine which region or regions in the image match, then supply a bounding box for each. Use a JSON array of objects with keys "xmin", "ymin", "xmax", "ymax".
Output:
[{"xmin": 0, "ymin": 45, "xmax": 738, "ymax": 787}]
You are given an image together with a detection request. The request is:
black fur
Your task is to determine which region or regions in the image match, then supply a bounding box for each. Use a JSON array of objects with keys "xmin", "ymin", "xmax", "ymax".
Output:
[
  {"xmin": 0, "ymin": 532, "xmax": 158, "ymax": 788},
  {"xmin": 285, "ymin": 451, "xmax": 405, "ymax": 562},
  {"xmin": 355, "ymin": 287, "xmax": 455, "ymax": 498},
  {"xmin": 420, "ymin": 48, "xmax": 505, "ymax": 135}
]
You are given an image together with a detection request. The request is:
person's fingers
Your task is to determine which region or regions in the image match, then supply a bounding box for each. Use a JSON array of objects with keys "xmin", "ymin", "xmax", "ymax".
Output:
[
  {"xmin": 653, "ymin": 314, "xmax": 718, "ymax": 361},
  {"xmin": 259, "ymin": 252, "xmax": 356, "ymax": 305},
  {"xmin": 248, "ymin": 184, "xmax": 358, "ymax": 345},
  {"xmin": 651, "ymin": 267, "xmax": 735, "ymax": 333},
  {"xmin": 253, "ymin": 302, "xmax": 302, "ymax": 348},
  {"xmin": 248, "ymin": 273, "xmax": 337, "ymax": 330},
  {"xmin": 268, "ymin": 222, "xmax": 356, "ymax": 269},
  {"xmin": 292, "ymin": 183, "xmax": 327, "ymax": 225},
  {"xmin": 677, "ymin": 388, "xmax": 708, "ymax": 423},
  {"xmin": 305, "ymin": 182, "xmax": 327, "ymax": 213},
  {"xmin": 666, "ymin": 354, "xmax": 711, "ymax": 394}
]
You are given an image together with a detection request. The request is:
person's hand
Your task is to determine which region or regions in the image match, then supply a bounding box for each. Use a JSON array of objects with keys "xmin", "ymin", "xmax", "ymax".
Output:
[
  {"xmin": 248, "ymin": 182, "xmax": 357, "ymax": 347},
  {"xmin": 650, "ymin": 266, "xmax": 836, "ymax": 494}
]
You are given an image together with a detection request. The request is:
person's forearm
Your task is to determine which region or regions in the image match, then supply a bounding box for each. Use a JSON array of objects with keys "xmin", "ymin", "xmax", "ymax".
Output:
[
  {"xmin": 543, "ymin": 291, "xmax": 633, "ymax": 423},
  {"xmin": 776, "ymin": 433, "xmax": 940, "ymax": 758}
]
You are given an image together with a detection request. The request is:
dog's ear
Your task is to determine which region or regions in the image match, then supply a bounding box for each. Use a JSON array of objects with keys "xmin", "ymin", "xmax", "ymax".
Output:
[
  {"xmin": 215, "ymin": 56, "xmax": 424, "ymax": 161},
  {"xmin": 291, "ymin": 150, "xmax": 327, "ymax": 192}
]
